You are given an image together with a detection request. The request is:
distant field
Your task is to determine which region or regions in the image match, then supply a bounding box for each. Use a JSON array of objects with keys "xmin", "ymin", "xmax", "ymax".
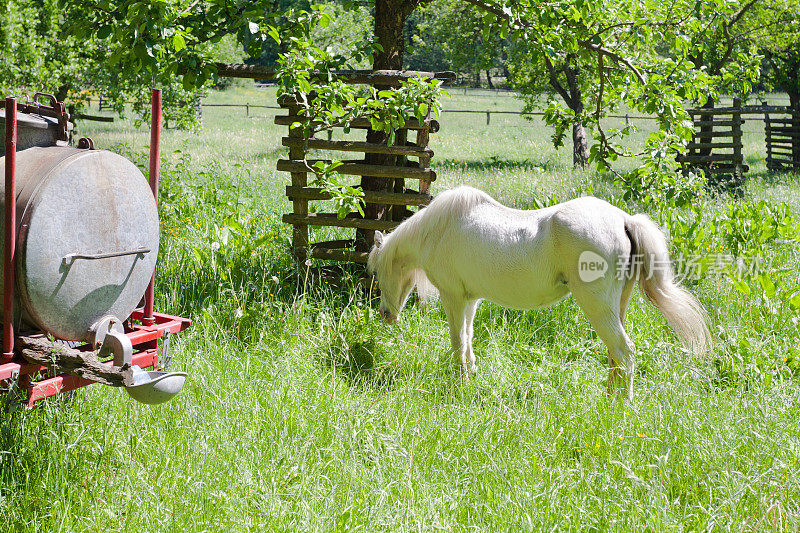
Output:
[{"xmin": 2, "ymin": 85, "xmax": 799, "ymax": 532}]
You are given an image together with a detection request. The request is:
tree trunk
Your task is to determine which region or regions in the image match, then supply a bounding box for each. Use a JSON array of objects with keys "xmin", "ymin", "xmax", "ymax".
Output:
[
  {"xmin": 572, "ymin": 122, "xmax": 588, "ymax": 167},
  {"xmin": 562, "ymin": 58, "xmax": 589, "ymax": 167},
  {"xmin": 486, "ymin": 70, "xmax": 494, "ymax": 89},
  {"xmin": 357, "ymin": 0, "xmax": 417, "ymax": 252},
  {"xmin": 500, "ymin": 39, "xmax": 511, "ymax": 83}
]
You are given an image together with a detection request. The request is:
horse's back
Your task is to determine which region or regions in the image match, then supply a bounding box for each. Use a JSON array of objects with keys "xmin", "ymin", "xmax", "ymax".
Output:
[
  {"xmin": 419, "ymin": 189, "xmax": 566, "ymax": 306},
  {"xmin": 417, "ymin": 189, "xmax": 633, "ymax": 307}
]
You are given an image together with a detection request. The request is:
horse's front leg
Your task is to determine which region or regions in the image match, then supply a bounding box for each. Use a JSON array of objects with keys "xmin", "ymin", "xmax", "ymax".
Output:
[
  {"xmin": 441, "ymin": 294, "xmax": 469, "ymax": 375},
  {"xmin": 464, "ymin": 300, "xmax": 480, "ymax": 374}
]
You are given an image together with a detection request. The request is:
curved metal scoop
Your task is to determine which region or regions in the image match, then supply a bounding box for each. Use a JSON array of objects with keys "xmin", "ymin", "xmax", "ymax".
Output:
[
  {"xmin": 90, "ymin": 316, "xmax": 188, "ymax": 405},
  {"xmin": 125, "ymin": 366, "xmax": 188, "ymax": 404}
]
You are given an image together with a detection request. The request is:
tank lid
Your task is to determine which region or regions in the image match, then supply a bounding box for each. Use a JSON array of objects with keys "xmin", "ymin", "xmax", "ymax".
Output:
[
  {"xmin": 0, "ymin": 108, "xmax": 70, "ymax": 149},
  {"xmin": 0, "ymin": 108, "xmax": 57, "ymax": 129}
]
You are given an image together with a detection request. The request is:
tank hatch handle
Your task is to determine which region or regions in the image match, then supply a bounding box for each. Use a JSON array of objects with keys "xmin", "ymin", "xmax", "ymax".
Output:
[{"xmin": 62, "ymin": 247, "xmax": 150, "ymax": 266}]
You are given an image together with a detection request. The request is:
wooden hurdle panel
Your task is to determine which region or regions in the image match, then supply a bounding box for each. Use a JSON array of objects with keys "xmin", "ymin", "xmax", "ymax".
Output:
[
  {"xmin": 680, "ymin": 99, "xmax": 747, "ymax": 185},
  {"xmin": 765, "ymin": 102, "xmax": 800, "ymax": 171},
  {"xmin": 276, "ymin": 74, "xmax": 447, "ymax": 265}
]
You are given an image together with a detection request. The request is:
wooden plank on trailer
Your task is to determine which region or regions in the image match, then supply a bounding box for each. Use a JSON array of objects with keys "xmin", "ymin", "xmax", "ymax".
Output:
[{"xmin": 17, "ymin": 334, "xmax": 133, "ymax": 387}]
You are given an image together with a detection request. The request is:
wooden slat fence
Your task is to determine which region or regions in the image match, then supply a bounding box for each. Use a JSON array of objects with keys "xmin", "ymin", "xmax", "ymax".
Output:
[
  {"xmin": 267, "ymin": 71, "xmax": 453, "ymax": 265},
  {"xmin": 764, "ymin": 101, "xmax": 800, "ymax": 171},
  {"xmin": 680, "ymin": 98, "xmax": 746, "ymax": 186}
]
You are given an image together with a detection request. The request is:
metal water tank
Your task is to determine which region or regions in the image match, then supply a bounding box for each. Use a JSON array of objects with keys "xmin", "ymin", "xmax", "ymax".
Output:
[{"xmin": 1, "ymin": 108, "xmax": 159, "ymax": 342}]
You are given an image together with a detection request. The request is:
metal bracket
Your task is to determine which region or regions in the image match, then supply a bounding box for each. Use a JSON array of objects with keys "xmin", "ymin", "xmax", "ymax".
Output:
[
  {"xmin": 77, "ymin": 137, "xmax": 95, "ymax": 150},
  {"xmin": 160, "ymin": 331, "xmax": 172, "ymax": 369},
  {"xmin": 90, "ymin": 316, "xmax": 132, "ymax": 367},
  {"xmin": 2, "ymin": 369, "xmax": 22, "ymax": 412}
]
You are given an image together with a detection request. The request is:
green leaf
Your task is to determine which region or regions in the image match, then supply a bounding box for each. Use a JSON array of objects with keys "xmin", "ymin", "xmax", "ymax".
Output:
[
  {"xmin": 173, "ymin": 33, "xmax": 186, "ymax": 52},
  {"xmin": 789, "ymin": 291, "xmax": 800, "ymax": 312},
  {"xmin": 730, "ymin": 275, "xmax": 751, "ymax": 295}
]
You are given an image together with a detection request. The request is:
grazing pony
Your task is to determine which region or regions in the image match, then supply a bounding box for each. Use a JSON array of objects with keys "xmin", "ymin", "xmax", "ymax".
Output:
[{"xmin": 367, "ymin": 186, "xmax": 710, "ymax": 398}]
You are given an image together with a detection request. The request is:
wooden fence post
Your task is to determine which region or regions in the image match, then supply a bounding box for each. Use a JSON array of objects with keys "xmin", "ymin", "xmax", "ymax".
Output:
[
  {"xmin": 286, "ymin": 99, "xmax": 309, "ymax": 264},
  {"xmin": 793, "ymin": 108, "xmax": 800, "ymax": 171},
  {"xmin": 196, "ymin": 96, "xmax": 203, "ymax": 127},
  {"xmin": 273, "ymin": 70, "xmax": 450, "ymax": 268},
  {"xmin": 764, "ymin": 101, "xmax": 773, "ymax": 171},
  {"xmin": 732, "ymin": 98, "xmax": 743, "ymax": 185}
]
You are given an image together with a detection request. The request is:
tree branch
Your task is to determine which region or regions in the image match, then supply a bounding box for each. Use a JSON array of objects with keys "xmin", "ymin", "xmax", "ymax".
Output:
[
  {"xmin": 578, "ymin": 41, "xmax": 645, "ymax": 84},
  {"xmin": 543, "ymin": 56, "xmax": 573, "ymax": 107},
  {"xmin": 458, "ymin": 0, "xmax": 646, "ymax": 84},
  {"xmin": 729, "ymin": 0, "xmax": 759, "ymax": 28}
]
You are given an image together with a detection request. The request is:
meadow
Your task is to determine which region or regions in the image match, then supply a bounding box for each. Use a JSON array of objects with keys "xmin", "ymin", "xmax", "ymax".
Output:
[{"xmin": 1, "ymin": 85, "xmax": 799, "ymax": 532}]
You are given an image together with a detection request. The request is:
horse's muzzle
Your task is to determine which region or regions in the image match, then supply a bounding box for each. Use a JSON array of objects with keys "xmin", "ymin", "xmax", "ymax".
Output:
[{"xmin": 379, "ymin": 307, "xmax": 397, "ymax": 324}]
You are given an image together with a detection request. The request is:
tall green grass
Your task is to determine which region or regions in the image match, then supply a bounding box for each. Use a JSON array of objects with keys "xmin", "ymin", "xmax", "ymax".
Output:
[{"xmin": 1, "ymin": 86, "xmax": 799, "ymax": 532}]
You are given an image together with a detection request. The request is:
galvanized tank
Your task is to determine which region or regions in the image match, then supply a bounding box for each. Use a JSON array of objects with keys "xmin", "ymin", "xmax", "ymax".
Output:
[{"xmin": 1, "ymin": 109, "xmax": 159, "ymax": 342}]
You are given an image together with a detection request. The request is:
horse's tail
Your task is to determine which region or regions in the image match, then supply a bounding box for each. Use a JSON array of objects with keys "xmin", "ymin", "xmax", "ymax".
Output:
[{"xmin": 625, "ymin": 214, "xmax": 711, "ymax": 356}]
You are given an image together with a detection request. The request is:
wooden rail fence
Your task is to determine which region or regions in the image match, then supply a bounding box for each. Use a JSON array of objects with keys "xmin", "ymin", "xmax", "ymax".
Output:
[
  {"xmin": 232, "ymin": 67, "xmax": 458, "ymax": 266},
  {"xmin": 764, "ymin": 101, "xmax": 800, "ymax": 171},
  {"xmin": 680, "ymin": 98, "xmax": 746, "ymax": 185}
]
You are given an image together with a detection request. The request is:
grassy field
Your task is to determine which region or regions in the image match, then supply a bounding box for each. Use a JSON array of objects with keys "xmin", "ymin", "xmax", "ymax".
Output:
[{"xmin": 2, "ymin": 85, "xmax": 800, "ymax": 532}]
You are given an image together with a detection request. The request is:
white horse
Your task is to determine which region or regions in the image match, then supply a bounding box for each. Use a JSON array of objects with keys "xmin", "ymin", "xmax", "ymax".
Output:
[{"xmin": 367, "ymin": 186, "xmax": 710, "ymax": 398}]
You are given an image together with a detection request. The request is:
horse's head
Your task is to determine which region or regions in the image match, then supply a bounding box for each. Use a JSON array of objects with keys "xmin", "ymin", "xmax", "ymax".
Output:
[{"xmin": 367, "ymin": 231, "xmax": 417, "ymax": 324}]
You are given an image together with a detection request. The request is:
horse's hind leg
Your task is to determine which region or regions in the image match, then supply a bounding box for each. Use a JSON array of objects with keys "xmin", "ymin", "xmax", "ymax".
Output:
[
  {"xmin": 613, "ymin": 278, "xmax": 637, "ymax": 391},
  {"xmin": 441, "ymin": 293, "xmax": 470, "ymax": 375},
  {"xmin": 619, "ymin": 277, "xmax": 636, "ymax": 325},
  {"xmin": 464, "ymin": 300, "xmax": 480, "ymax": 374},
  {"xmin": 572, "ymin": 286, "xmax": 636, "ymax": 399}
]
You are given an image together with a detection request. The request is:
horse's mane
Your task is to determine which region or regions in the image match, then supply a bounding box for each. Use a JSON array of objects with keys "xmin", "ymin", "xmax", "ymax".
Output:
[{"xmin": 368, "ymin": 186, "xmax": 494, "ymax": 302}]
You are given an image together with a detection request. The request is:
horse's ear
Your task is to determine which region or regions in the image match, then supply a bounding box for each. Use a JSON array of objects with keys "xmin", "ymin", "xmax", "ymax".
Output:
[{"xmin": 374, "ymin": 231, "xmax": 384, "ymax": 248}]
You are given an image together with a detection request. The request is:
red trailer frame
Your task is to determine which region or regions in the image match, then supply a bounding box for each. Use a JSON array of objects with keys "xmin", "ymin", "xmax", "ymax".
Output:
[{"xmin": 0, "ymin": 89, "xmax": 191, "ymax": 407}]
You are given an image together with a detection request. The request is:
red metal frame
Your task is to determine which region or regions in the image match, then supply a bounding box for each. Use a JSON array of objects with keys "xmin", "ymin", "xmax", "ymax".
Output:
[
  {"xmin": 142, "ymin": 88, "xmax": 161, "ymax": 326},
  {"xmin": 1, "ymin": 90, "xmax": 192, "ymax": 407},
  {"xmin": 0, "ymin": 312, "xmax": 190, "ymax": 407},
  {"xmin": 3, "ymin": 97, "xmax": 17, "ymax": 363}
]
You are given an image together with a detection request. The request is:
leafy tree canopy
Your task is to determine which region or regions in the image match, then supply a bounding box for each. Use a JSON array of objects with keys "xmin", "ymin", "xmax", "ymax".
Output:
[{"xmin": 1, "ymin": 0, "xmax": 245, "ymax": 128}]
